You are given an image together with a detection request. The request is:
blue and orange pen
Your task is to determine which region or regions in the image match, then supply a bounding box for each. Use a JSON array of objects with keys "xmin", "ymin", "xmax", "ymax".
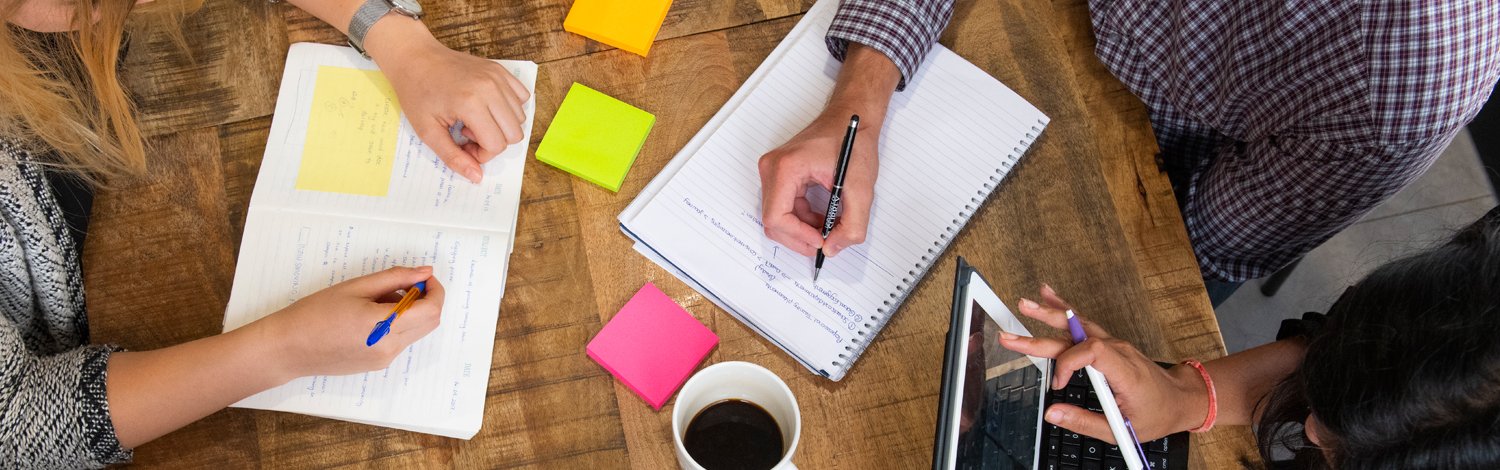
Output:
[
  {"xmin": 1066, "ymin": 309, "xmax": 1152, "ymax": 470},
  {"xmin": 366, "ymin": 281, "xmax": 428, "ymax": 347}
]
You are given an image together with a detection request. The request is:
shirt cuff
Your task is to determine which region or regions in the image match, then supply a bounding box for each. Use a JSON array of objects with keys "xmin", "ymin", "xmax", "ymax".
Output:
[
  {"xmin": 79, "ymin": 345, "xmax": 132, "ymax": 466},
  {"xmin": 824, "ymin": 0, "xmax": 954, "ymax": 91}
]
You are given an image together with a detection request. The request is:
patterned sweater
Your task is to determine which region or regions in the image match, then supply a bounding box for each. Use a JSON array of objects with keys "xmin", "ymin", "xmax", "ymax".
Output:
[{"xmin": 0, "ymin": 141, "xmax": 131, "ymax": 468}]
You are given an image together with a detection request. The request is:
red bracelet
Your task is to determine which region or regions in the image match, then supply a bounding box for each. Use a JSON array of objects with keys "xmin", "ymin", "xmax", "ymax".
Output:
[{"xmin": 1182, "ymin": 360, "xmax": 1217, "ymax": 433}]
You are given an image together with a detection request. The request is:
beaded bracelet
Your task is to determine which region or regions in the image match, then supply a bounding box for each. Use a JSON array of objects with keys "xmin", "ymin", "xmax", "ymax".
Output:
[{"xmin": 1182, "ymin": 359, "xmax": 1218, "ymax": 433}]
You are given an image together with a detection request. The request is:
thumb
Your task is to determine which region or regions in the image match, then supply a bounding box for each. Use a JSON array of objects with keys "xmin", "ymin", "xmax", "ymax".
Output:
[
  {"xmin": 415, "ymin": 119, "xmax": 483, "ymax": 183},
  {"xmin": 1045, "ymin": 403, "xmax": 1117, "ymax": 445},
  {"xmin": 338, "ymin": 266, "xmax": 434, "ymax": 299}
]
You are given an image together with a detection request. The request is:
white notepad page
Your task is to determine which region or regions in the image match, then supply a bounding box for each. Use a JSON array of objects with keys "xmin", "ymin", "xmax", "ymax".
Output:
[
  {"xmin": 222, "ymin": 43, "xmax": 536, "ymax": 439},
  {"xmin": 620, "ymin": 0, "xmax": 1049, "ymax": 381}
]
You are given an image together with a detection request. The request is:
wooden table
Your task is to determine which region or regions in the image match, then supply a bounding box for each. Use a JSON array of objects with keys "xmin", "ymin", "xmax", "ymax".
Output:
[{"xmin": 91, "ymin": 0, "xmax": 1261, "ymax": 467}]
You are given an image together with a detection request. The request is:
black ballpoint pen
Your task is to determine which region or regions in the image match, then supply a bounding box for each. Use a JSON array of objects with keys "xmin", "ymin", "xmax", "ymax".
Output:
[{"xmin": 814, "ymin": 114, "xmax": 859, "ymax": 282}]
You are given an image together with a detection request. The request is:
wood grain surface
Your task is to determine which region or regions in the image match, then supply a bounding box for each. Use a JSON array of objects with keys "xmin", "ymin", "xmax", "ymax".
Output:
[{"xmin": 90, "ymin": 0, "xmax": 1261, "ymax": 467}]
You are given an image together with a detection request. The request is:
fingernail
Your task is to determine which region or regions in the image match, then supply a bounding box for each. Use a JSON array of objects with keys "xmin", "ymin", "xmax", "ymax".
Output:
[
  {"xmin": 1020, "ymin": 298, "xmax": 1039, "ymax": 309},
  {"xmin": 1046, "ymin": 408, "xmax": 1064, "ymax": 423},
  {"xmin": 465, "ymin": 168, "xmax": 483, "ymax": 183},
  {"xmin": 1042, "ymin": 283, "xmax": 1054, "ymax": 292},
  {"xmin": 999, "ymin": 332, "xmax": 1019, "ymax": 341}
]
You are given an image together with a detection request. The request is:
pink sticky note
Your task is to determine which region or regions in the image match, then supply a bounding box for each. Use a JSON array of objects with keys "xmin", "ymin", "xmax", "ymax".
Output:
[{"xmin": 587, "ymin": 282, "xmax": 718, "ymax": 410}]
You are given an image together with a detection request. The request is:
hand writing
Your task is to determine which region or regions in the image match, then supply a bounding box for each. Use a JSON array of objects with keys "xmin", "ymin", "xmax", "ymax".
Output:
[
  {"xmin": 758, "ymin": 111, "xmax": 879, "ymax": 257},
  {"xmin": 254, "ymin": 266, "xmax": 445, "ymax": 379}
]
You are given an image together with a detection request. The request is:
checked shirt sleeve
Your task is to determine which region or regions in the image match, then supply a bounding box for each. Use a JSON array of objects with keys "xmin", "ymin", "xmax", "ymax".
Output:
[{"xmin": 825, "ymin": 0, "xmax": 955, "ymax": 91}]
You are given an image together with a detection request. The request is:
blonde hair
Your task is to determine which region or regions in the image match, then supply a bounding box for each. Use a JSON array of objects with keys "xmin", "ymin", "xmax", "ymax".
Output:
[{"xmin": 1, "ymin": 0, "xmax": 199, "ymax": 186}]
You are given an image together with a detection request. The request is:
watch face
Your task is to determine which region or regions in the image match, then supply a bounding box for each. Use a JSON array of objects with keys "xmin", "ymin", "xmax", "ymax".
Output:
[{"xmin": 389, "ymin": 0, "xmax": 423, "ymax": 16}]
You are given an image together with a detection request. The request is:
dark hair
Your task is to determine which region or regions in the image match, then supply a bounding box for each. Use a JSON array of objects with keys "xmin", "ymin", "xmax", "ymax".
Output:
[{"xmin": 1256, "ymin": 206, "xmax": 1500, "ymax": 469}]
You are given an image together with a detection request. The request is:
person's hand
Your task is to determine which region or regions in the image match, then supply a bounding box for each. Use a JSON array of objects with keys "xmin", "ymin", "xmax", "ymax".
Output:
[
  {"xmin": 997, "ymin": 285, "xmax": 1209, "ymax": 444},
  {"xmin": 364, "ymin": 17, "xmax": 531, "ymax": 184},
  {"xmin": 758, "ymin": 111, "xmax": 880, "ymax": 257},
  {"xmin": 250, "ymin": 266, "xmax": 445, "ymax": 379},
  {"xmin": 757, "ymin": 43, "xmax": 900, "ymax": 258}
]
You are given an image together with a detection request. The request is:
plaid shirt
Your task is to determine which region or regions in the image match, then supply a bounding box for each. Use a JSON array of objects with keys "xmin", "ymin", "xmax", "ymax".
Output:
[{"xmin": 826, "ymin": 0, "xmax": 1500, "ymax": 281}]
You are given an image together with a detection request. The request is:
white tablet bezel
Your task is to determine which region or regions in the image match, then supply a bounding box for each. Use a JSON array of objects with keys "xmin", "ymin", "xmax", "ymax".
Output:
[{"xmin": 943, "ymin": 270, "xmax": 1050, "ymax": 468}]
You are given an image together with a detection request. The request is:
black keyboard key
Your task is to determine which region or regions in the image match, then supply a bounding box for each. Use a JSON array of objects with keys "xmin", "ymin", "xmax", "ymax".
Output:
[
  {"xmin": 1148, "ymin": 438, "xmax": 1169, "ymax": 454},
  {"xmin": 1082, "ymin": 438, "xmax": 1105, "ymax": 460},
  {"xmin": 1105, "ymin": 443, "xmax": 1122, "ymax": 458},
  {"xmin": 1081, "ymin": 460, "xmax": 1101, "ymax": 470},
  {"xmin": 1060, "ymin": 444, "xmax": 1082, "ymax": 463},
  {"xmin": 1086, "ymin": 390, "xmax": 1102, "ymax": 412},
  {"xmin": 1065, "ymin": 386, "xmax": 1088, "ymax": 405},
  {"xmin": 1048, "ymin": 423, "xmax": 1062, "ymax": 437},
  {"xmin": 1072, "ymin": 368, "xmax": 1088, "ymax": 384},
  {"xmin": 1043, "ymin": 463, "xmax": 1061, "ymax": 470},
  {"xmin": 1102, "ymin": 458, "xmax": 1127, "ymax": 470},
  {"xmin": 1146, "ymin": 452, "xmax": 1170, "ymax": 470},
  {"xmin": 1047, "ymin": 437, "xmax": 1061, "ymax": 456},
  {"xmin": 1062, "ymin": 429, "xmax": 1082, "ymax": 446}
]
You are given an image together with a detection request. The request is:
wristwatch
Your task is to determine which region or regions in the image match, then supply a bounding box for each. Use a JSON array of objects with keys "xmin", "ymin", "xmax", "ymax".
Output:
[{"xmin": 347, "ymin": 0, "xmax": 424, "ymax": 57}]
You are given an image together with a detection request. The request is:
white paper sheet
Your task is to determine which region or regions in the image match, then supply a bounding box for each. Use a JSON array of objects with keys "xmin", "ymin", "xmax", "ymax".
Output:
[
  {"xmin": 222, "ymin": 43, "xmax": 534, "ymax": 439},
  {"xmin": 620, "ymin": 0, "xmax": 1050, "ymax": 381}
]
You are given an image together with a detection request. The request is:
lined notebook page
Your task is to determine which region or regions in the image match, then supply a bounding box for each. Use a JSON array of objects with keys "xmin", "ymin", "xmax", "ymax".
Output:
[
  {"xmin": 251, "ymin": 43, "xmax": 536, "ymax": 234},
  {"xmin": 623, "ymin": 0, "xmax": 1049, "ymax": 381},
  {"xmin": 220, "ymin": 43, "xmax": 535, "ymax": 438}
]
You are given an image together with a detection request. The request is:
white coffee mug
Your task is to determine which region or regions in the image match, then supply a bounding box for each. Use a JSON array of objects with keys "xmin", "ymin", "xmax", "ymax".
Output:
[{"xmin": 672, "ymin": 361, "xmax": 801, "ymax": 470}]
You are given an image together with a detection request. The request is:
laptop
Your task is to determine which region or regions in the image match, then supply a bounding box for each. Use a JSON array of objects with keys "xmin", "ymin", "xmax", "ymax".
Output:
[{"xmin": 933, "ymin": 258, "xmax": 1190, "ymax": 470}]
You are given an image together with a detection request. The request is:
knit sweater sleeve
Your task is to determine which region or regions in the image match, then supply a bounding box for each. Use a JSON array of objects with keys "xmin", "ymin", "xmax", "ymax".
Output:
[{"xmin": 0, "ymin": 321, "xmax": 131, "ymax": 468}]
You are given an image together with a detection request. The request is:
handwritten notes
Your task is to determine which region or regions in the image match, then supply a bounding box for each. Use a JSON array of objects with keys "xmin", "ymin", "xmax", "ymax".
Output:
[
  {"xmin": 619, "ymin": 0, "xmax": 1049, "ymax": 381},
  {"xmin": 225, "ymin": 212, "xmax": 501, "ymax": 437},
  {"xmin": 224, "ymin": 43, "xmax": 539, "ymax": 439},
  {"xmin": 296, "ymin": 66, "xmax": 402, "ymax": 197}
]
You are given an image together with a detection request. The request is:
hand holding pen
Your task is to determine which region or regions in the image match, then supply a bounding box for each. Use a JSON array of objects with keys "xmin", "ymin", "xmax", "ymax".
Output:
[
  {"xmin": 813, "ymin": 115, "xmax": 860, "ymax": 281},
  {"xmin": 995, "ymin": 285, "xmax": 1213, "ymax": 464},
  {"xmin": 367, "ymin": 280, "xmax": 429, "ymax": 346},
  {"xmin": 245, "ymin": 267, "xmax": 445, "ymax": 380},
  {"xmin": 757, "ymin": 111, "xmax": 881, "ymax": 262}
]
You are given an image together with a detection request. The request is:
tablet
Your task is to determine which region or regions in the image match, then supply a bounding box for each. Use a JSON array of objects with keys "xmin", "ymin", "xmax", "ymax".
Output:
[
  {"xmin": 933, "ymin": 258, "xmax": 1191, "ymax": 470},
  {"xmin": 934, "ymin": 258, "xmax": 1049, "ymax": 469}
]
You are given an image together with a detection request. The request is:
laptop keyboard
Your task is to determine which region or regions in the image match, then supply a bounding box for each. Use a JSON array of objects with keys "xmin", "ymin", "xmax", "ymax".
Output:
[{"xmin": 1041, "ymin": 368, "xmax": 1175, "ymax": 470}]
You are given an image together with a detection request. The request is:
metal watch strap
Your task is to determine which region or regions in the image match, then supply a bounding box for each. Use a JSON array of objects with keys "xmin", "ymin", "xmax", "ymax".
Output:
[{"xmin": 347, "ymin": 0, "xmax": 391, "ymax": 57}]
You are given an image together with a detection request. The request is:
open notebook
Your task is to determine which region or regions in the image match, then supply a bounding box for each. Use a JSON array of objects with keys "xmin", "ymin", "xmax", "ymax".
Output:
[
  {"xmin": 221, "ymin": 43, "xmax": 535, "ymax": 439},
  {"xmin": 620, "ymin": 0, "xmax": 1049, "ymax": 381}
]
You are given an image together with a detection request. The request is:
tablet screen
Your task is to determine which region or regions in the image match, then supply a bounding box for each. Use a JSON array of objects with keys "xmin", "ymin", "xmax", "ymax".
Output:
[{"xmin": 950, "ymin": 289, "xmax": 1047, "ymax": 469}]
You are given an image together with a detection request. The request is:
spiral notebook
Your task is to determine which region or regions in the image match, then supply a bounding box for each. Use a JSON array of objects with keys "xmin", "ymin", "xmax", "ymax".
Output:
[{"xmin": 619, "ymin": 0, "xmax": 1048, "ymax": 381}]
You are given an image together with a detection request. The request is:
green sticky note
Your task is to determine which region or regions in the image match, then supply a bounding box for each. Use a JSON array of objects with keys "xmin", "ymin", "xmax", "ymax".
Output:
[{"xmin": 537, "ymin": 83, "xmax": 655, "ymax": 192}]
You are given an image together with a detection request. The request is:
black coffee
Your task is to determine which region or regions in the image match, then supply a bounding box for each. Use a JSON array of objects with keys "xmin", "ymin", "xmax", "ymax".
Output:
[{"xmin": 683, "ymin": 399, "xmax": 784, "ymax": 470}]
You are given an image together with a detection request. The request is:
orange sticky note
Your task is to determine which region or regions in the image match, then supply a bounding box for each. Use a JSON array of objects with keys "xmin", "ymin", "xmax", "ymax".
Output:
[
  {"xmin": 587, "ymin": 283, "xmax": 717, "ymax": 410},
  {"xmin": 563, "ymin": 0, "xmax": 673, "ymax": 57}
]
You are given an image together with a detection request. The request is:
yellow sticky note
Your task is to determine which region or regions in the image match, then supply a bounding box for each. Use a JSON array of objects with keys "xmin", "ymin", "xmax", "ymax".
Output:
[
  {"xmin": 536, "ymin": 83, "xmax": 654, "ymax": 192},
  {"xmin": 563, "ymin": 0, "xmax": 673, "ymax": 57},
  {"xmin": 296, "ymin": 66, "xmax": 402, "ymax": 197}
]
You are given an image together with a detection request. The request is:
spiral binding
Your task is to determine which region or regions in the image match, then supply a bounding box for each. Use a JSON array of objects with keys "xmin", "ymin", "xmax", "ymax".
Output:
[{"xmin": 832, "ymin": 118, "xmax": 1048, "ymax": 370}]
